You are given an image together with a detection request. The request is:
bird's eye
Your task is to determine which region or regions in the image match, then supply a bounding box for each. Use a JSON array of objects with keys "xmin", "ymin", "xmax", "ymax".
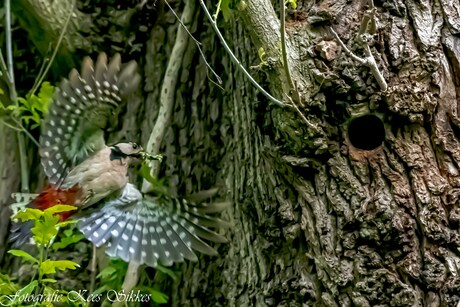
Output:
[{"xmin": 132, "ymin": 143, "xmax": 138, "ymax": 149}]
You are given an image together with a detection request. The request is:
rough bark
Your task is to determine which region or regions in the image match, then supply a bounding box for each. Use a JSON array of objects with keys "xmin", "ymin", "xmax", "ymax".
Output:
[{"xmin": 175, "ymin": 0, "xmax": 460, "ymax": 306}]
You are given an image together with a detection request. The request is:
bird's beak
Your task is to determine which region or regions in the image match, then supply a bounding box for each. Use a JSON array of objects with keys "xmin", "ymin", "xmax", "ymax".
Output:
[{"xmin": 131, "ymin": 153, "xmax": 143, "ymax": 159}]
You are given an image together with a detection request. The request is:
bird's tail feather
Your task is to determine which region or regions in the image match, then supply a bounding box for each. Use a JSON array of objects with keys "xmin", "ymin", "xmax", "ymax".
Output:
[
  {"xmin": 78, "ymin": 184, "xmax": 231, "ymax": 267},
  {"xmin": 9, "ymin": 220, "xmax": 34, "ymax": 247}
]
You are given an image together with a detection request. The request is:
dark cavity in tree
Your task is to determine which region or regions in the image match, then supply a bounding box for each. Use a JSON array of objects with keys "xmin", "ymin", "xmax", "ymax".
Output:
[{"xmin": 348, "ymin": 114, "xmax": 385, "ymax": 150}]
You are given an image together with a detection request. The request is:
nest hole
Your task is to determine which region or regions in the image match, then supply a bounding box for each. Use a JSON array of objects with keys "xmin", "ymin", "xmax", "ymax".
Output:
[{"xmin": 348, "ymin": 114, "xmax": 385, "ymax": 150}]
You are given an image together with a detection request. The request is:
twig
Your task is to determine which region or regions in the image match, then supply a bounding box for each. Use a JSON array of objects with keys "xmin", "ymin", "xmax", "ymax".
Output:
[
  {"xmin": 29, "ymin": 0, "xmax": 76, "ymax": 97},
  {"xmin": 5, "ymin": 0, "xmax": 29, "ymax": 193},
  {"xmin": 0, "ymin": 50, "xmax": 10, "ymax": 83},
  {"xmin": 143, "ymin": 0, "xmax": 196, "ymax": 190},
  {"xmin": 137, "ymin": 0, "xmax": 148, "ymax": 9},
  {"xmin": 199, "ymin": 0, "xmax": 285, "ymax": 107},
  {"xmin": 286, "ymin": 96, "xmax": 318, "ymax": 131},
  {"xmin": 213, "ymin": 0, "xmax": 224, "ymax": 21},
  {"xmin": 280, "ymin": 0, "xmax": 303, "ymax": 108},
  {"xmin": 329, "ymin": 27, "xmax": 365, "ymax": 64},
  {"xmin": 0, "ymin": 51, "xmax": 40, "ymax": 147},
  {"xmin": 163, "ymin": 0, "xmax": 222, "ymax": 86},
  {"xmin": 0, "ymin": 49, "xmax": 39, "ymax": 146},
  {"xmin": 0, "ymin": 119, "xmax": 21, "ymax": 132},
  {"xmin": 5, "ymin": 1, "xmax": 14, "ymax": 87},
  {"xmin": 363, "ymin": 44, "xmax": 387, "ymax": 91},
  {"xmin": 1, "ymin": 118, "xmax": 40, "ymax": 147},
  {"xmin": 30, "ymin": 57, "xmax": 49, "ymax": 96},
  {"xmin": 358, "ymin": 9, "xmax": 375, "ymax": 37},
  {"xmin": 89, "ymin": 244, "xmax": 97, "ymax": 293},
  {"xmin": 329, "ymin": 27, "xmax": 387, "ymax": 91}
]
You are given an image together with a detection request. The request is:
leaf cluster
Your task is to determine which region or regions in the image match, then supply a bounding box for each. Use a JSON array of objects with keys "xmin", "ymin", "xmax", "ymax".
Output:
[
  {"xmin": 0, "ymin": 82, "xmax": 53, "ymax": 129},
  {"xmin": 14, "ymin": 205, "xmax": 78, "ymax": 248},
  {"xmin": 1, "ymin": 206, "xmax": 80, "ymax": 305}
]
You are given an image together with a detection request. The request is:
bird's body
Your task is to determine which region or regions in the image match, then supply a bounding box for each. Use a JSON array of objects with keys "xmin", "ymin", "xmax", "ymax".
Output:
[
  {"xmin": 63, "ymin": 146, "xmax": 128, "ymax": 207},
  {"xmin": 30, "ymin": 143, "xmax": 142, "ymax": 218},
  {"xmin": 61, "ymin": 144, "xmax": 141, "ymax": 208}
]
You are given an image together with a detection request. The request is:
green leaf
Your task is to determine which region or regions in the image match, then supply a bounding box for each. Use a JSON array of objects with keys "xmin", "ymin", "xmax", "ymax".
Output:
[
  {"xmin": 94, "ymin": 259, "xmax": 128, "ymax": 293},
  {"xmin": 96, "ymin": 266, "xmax": 117, "ymax": 279},
  {"xmin": 56, "ymin": 219, "xmax": 78, "ymax": 228},
  {"xmin": 220, "ymin": 0, "xmax": 233, "ymax": 21},
  {"xmin": 40, "ymin": 260, "xmax": 79, "ymax": 275},
  {"xmin": 136, "ymin": 286, "xmax": 169, "ymax": 304},
  {"xmin": 6, "ymin": 105, "xmax": 16, "ymax": 111},
  {"xmin": 258, "ymin": 47, "xmax": 266, "ymax": 62},
  {"xmin": 14, "ymin": 82, "xmax": 55, "ymax": 129},
  {"xmin": 16, "ymin": 97, "xmax": 28, "ymax": 105},
  {"xmin": 0, "ymin": 273, "xmax": 21, "ymax": 295},
  {"xmin": 149, "ymin": 289, "xmax": 168, "ymax": 304},
  {"xmin": 29, "ymin": 205, "xmax": 78, "ymax": 247},
  {"xmin": 140, "ymin": 164, "xmax": 157, "ymax": 185},
  {"xmin": 31, "ymin": 216, "xmax": 60, "ymax": 246},
  {"xmin": 41, "ymin": 278, "xmax": 57, "ymax": 283},
  {"xmin": 155, "ymin": 264, "xmax": 178, "ymax": 281},
  {"xmin": 8, "ymin": 249, "xmax": 39, "ymax": 264},
  {"xmin": 44, "ymin": 204, "xmax": 78, "ymax": 215},
  {"xmin": 140, "ymin": 165, "xmax": 169, "ymax": 195},
  {"xmin": 17, "ymin": 280, "xmax": 38, "ymax": 297},
  {"xmin": 63, "ymin": 228, "xmax": 74, "ymax": 237},
  {"xmin": 36, "ymin": 82, "xmax": 54, "ymax": 114},
  {"xmin": 15, "ymin": 208, "xmax": 44, "ymax": 221},
  {"xmin": 92, "ymin": 285, "xmax": 109, "ymax": 296},
  {"xmin": 52, "ymin": 233, "xmax": 85, "ymax": 251},
  {"xmin": 286, "ymin": 0, "xmax": 297, "ymax": 9}
]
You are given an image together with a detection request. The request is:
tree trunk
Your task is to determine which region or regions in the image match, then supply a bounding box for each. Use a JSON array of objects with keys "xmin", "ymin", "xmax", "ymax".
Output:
[
  {"xmin": 173, "ymin": 1, "xmax": 460, "ymax": 306},
  {"xmin": 0, "ymin": 125, "xmax": 20, "ymax": 261}
]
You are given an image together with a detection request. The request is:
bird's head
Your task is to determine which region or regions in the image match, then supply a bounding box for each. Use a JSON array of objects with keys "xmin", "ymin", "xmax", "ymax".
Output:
[{"xmin": 110, "ymin": 142, "xmax": 144, "ymax": 161}]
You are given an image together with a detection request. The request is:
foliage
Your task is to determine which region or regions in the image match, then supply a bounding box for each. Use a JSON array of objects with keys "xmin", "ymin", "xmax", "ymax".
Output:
[
  {"xmin": 94, "ymin": 259, "xmax": 129, "ymax": 296},
  {"xmin": 140, "ymin": 164, "xmax": 170, "ymax": 196},
  {"xmin": 258, "ymin": 48, "xmax": 267, "ymax": 65},
  {"xmin": 286, "ymin": 0, "xmax": 297, "ymax": 9},
  {"xmin": 1, "ymin": 206, "xmax": 79, "ymax": 306},
  {"xmin": 5, "ymin": 188, "xmax": 173, "ymax": 306},
  {"xmin": 0, "ymin": 82, "xmax": 53, "ymax": 129},
  {"xmin": 135, "ymin": 264, "xmax": 181, "ymax": 305},
  {"xmin": 0, "ymin": 273, "xmax": 20, "ymax": 296},
  {"xmin": 15, "ymin": 205, "xmax": 78, "ymax": 247},
  {"xmin": 94, "ymin": 258, "xmax": 172, "ymax": 305},
  {"xmin": 52, "ymin": 226, "xmax": 85, "ymax": 251},
  {"xmin": 215, "ymin": 0, "xmax": 234, "ymax": 22}
]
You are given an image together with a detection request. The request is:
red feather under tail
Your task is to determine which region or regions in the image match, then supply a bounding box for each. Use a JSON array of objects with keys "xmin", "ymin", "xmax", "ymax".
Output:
[
  {"xmin": 9, "ymin": 184, "xmax": 82, "ymax": 246},
  {"xmin": 32, "ymin": 184, "xmax": 82, "ymax": 221}
]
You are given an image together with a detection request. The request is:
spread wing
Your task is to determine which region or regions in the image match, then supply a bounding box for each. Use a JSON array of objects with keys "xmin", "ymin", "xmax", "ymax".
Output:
[
  {"xmin": 39, "ymin": 53, "xmax": 141, "ymax": 186},
  {"xmin": 77, "ymin": 184, "xmax": 231, "ymax": 267}
]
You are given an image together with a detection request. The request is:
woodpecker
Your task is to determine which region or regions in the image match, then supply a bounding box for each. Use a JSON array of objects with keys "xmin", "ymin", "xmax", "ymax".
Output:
[
  {"xmin": 10, "ymin": 53, "xmax": 230, "ymax": 267},
  {"xmin": 10, "ymin": 53, "xmax": 141, "ymax": 242}
]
